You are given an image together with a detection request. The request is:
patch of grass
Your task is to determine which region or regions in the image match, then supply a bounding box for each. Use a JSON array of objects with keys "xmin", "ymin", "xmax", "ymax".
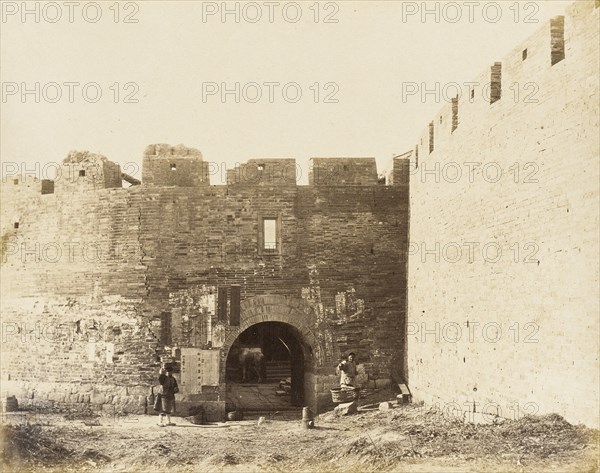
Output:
[
  {"xmin": 1, "ymin": 424, "xmax": 71, "ymax": 469},
  {"xmin": 0, "ymin": 423, "xmax": 111, "ymax": 472}
]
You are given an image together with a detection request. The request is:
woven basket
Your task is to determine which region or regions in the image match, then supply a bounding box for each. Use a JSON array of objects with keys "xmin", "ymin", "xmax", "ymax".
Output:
[{"xmin": 330, "ymin": 387, "xmax": 360, "ymax": 403}]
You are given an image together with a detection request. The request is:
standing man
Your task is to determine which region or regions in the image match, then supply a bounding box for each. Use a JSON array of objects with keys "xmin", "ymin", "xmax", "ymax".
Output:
[
  {"xmin": 158, "ymin": 364, "xmax": 179, "ymax": 427},
  {"xmin": 337, "ymin": 352, "xmax": 357, "ymax": 387}
]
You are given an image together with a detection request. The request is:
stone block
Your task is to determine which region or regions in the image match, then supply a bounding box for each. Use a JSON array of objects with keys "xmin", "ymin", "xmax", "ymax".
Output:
[
  {"xmin": 334, "ymin": 400, "xmax": 358, "ymax": 416},
  {"xmin": 202, "ymin": 401, "xmax": 226, "ymax": 422},
  {"xmin": 101, "ymin": 404, "xmax": 116, "ymax": 415},
  {"xmin": 90, "ymin": 392, "xmax": 106, "ymax": 405},
  {"xmin": 128, "ymin": 386, "xmax": 148, "ymax": 397},
  {"xmin": 177, "ymin": 401, "xmax": 225, "ymax": 422},
  {"xmin": 375, "ymin": 378, "xmax": 391, "ymax": 389},
  {"xmin": 48, "ymin": 391, "xmax": 66, "ymax": 403}
]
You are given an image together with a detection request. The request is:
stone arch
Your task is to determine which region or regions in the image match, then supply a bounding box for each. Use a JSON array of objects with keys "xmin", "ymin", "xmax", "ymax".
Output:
[
  {"xmin": 222, "ymin": 295, "xmax": 338, "ymax": 410},
  {"xmin": 223, "ymin": 295, "xmax": 334, "ymax": 368}
]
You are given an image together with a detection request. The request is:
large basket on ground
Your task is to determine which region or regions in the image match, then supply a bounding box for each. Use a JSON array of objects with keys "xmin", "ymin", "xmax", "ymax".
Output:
[{"xmin": 330, "ymin": 387, "xmax": 360, "ymax": 403}]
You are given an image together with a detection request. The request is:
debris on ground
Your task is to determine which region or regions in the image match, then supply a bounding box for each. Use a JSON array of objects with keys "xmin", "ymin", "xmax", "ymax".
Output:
[{"xmin": 0, "ymin": 390, "xmax": 597, "ymax": 473}]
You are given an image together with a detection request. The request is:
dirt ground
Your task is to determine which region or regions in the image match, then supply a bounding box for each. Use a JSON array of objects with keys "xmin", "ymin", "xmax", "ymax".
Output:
[{"xmin": 1, "ymin": 391, "xmax": 598, "ymax": 473}]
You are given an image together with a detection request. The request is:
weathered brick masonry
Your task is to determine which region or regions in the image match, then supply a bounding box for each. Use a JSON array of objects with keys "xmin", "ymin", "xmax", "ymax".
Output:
[
  {"xmin": 2, "ymin": 0, "xmax": 596, "ymax": 427},
  {"xmin": 407, "ymin": 1, "xmax": 599, "ymax": 427},
  {"xmin": 0, "ymin": 146, "xmax": 409, "ymax": 416}
]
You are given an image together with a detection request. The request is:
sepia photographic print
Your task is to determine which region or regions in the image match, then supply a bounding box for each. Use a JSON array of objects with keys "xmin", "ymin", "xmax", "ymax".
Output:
[{"xmin": 0, "ymin": 1, "xmax": 599, "ymax": 472}]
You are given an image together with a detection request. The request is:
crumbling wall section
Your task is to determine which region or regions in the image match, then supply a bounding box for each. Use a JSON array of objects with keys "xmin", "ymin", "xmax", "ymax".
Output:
[
  {"xmin": 141, "ymin": 144, "xmax": 209, "ymax": 187},
  {"xmin": 1, "ymin": 172, "xmax": 151, "ymax": 414},
  {"xmin": 1, "ymin": 297, "xmax": 158, "ymax": 416}
]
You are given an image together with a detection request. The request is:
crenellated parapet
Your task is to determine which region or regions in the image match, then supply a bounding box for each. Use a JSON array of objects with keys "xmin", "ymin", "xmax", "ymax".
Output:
[
  {"xmin": 309, "ymin": 158, "xmax": 379, "ymax": 186},
  {"xmin": 142, "ymin": 143, "xmax": 210, "ymax": 187},
  {"xmin": 226, "ymin": 158, "xmax": 298, "ymax": 187},
  {"xmin": 412, "ymin": 2, "xmax": 598, "ymax": 163},
  {"xmin": 59, "ymin": 150, "xmax": 123, "ymax": 192}
]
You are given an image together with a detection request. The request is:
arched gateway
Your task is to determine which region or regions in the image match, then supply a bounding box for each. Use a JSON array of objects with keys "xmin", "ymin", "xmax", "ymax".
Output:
[{"xmin": 221, "ymin": 295, "xmax": 334, "ymax": 412}]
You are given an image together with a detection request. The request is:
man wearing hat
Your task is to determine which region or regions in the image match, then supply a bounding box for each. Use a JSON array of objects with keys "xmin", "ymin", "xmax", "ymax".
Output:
[
  {"xmin": 337, "ymin": 352, "xmax": 357, "ymax": 387},
  {"xmin": 158, "ymin": 364, "xmax": 179, "ymax": 427}
]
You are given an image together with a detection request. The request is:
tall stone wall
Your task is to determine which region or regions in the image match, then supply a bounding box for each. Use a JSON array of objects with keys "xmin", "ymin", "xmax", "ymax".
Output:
[
  {"xmin": 1, "ymin": 166, "xmax": 152, "ymax": 415},
  {"xmin": 407, "ymin": 1, "xmax": 599, "ymax": 427},
  {"xmin": 1, "ymin": 150, "xmax": 410, "ymax": 414}
]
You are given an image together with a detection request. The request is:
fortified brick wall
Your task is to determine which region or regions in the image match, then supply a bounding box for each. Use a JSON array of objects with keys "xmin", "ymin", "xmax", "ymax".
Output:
[
  {"xmin": 407, "ymin": 1, "xmax": 599, "ymax": 427},
  {"xmin": 1, "ymin": 151, "xmax": 409, "ymax": 415}
]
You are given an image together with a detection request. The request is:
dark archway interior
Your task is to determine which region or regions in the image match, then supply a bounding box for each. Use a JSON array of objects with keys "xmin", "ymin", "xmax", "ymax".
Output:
[{"xmin": 226, "ymin": 322, "xmax": 305, "ymax": 406}]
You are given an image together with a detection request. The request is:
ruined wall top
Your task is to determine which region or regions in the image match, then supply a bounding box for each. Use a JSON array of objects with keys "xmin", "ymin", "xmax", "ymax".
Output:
[
  {"xmin": 143, "ymin": 143, "xmax": 204, "ymax": 160},
  {"xmin": 142, "ymin": 143, "xmax": 209, "ymax": 187},
  {"xmin": 226, "ymin": 158, "xmax": 298, "ymax": 187},
  {"xmin": 412, "ymin": 1, "xmax": 599, "ymax": 162},
  {"xmin": 309, "ymin": 157, "xmax": 379, "ymax": 186},
  {"xmin": 63, "ymin": 150, "xmax": 110, "ymax": 165}
]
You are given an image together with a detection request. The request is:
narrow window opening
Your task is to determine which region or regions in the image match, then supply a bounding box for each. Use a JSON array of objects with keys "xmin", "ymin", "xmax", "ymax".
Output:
[
  {"xmin": 439, "ymin": 116, "xmax": 443, "ymax": 124},
  {"xmin": 230, "ymin": 286, "xmax": 241, "ymax": 326},
  {"xmin": 490, "ymin": 62, "xmax": 502, "ymax": 104},
  {"xmin": 414, "ymin": 146, "xmax": 419, "ymax": 169},
  {"xmin": 470, "ymin": 88, "xmax": 475, "ymax": 99},
  {"xmin": 160, "ymin": 312, "xmax": 172, "ymax": 346},
  {"xmin": 13, "ymin": 179, "xmax": 18, "ymax": 185},
  {"xmin": 14, "ymin": 222, "xmax": 19, "ymax": 229},
  {"xmin": 451, "ymin": 96, "xmax": 459, "ymax": 133},
  {"xmin": 79, "ymin": 170, "xmax": 86, "ymax": 177},
  {"xmin": 217, "ymin": 287, "xmax": 228, "ymax": 322},
  {"xmin": 429, "ymin": 122, "xmax": 434, "ymax": 154},
  {"xmin": 170, "ymin": 163, "xmax": 177, "ymax": 171},
  {"xmin": 522, "ymin": 49, "xmax": 528, "ymax": 60},
  {"xmin": 551, "ymin": 16, "xmax": 565, "ymax": 65},
  {"xmin": 263, "ymin": 218, "xmax": 277, "ymax": 250}
]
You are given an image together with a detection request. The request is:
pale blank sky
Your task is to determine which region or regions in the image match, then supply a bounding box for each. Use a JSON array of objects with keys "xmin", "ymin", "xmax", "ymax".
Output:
[{"xmin": 1, "ymin": 1, "xmax": 572, "ymax": 183}]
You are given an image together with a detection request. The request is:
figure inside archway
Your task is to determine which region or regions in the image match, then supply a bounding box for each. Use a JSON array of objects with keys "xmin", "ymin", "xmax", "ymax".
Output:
[{"xmin": 239, "ymin": 347, "xmax": 265, "ymax": 383}]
